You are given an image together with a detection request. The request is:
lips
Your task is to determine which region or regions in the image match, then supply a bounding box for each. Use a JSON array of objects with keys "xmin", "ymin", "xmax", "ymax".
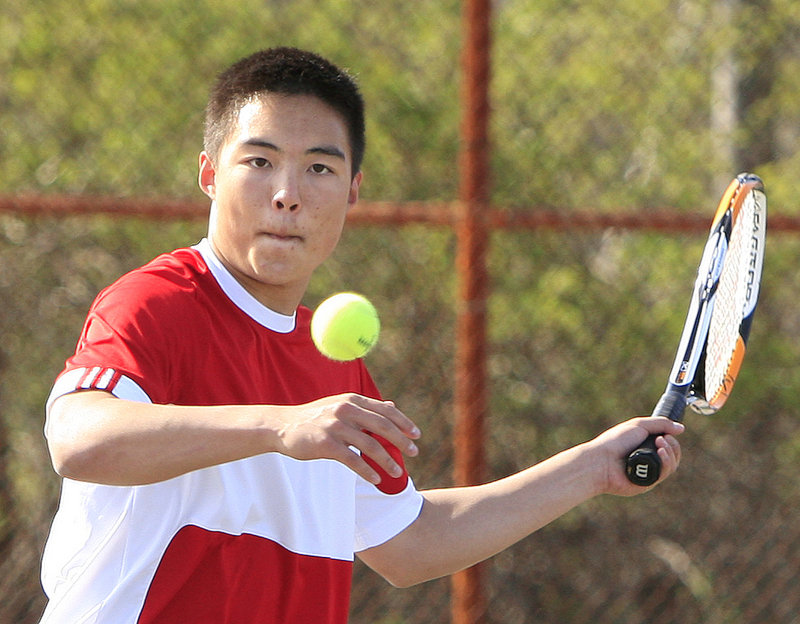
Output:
[{"xmin": 263, "ymin": 231, "xmax": 302, "ymax": 243}]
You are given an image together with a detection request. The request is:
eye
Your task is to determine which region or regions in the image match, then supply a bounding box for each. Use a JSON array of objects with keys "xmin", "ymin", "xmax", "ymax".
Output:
[
  {"xmin": 309, "ymin": 163, "xmax": 333, "ymax": 174},
  {"xmin": 249, "ymin": 157, "xmax": 270, "ymax": 168}
]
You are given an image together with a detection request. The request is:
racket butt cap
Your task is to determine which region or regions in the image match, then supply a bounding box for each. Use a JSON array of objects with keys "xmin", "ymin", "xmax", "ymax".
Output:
[{"xmin": 625, "ymin": 445, "xmax": 661, "ymax": 486}]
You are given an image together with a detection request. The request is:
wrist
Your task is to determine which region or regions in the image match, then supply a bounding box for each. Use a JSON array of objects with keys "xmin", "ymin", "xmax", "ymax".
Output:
[
  {"xmin": 569, "ymin": 441, "xmax": 610, "ymax": 498},
  {"xmin": 248, "ymin": 404, "xmax": 290, "ymax": 455}
]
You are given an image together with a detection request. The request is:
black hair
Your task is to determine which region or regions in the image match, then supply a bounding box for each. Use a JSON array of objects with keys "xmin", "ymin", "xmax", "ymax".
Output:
[{"xmin": 204, "ymin": 47, "xmax": 366, "ymax": 177}]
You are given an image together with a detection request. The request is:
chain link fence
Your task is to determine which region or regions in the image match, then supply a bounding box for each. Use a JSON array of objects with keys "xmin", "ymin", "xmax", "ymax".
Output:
[{"xmin": 2, "ymin": 1, "xmax": 800, "ymax": 623}]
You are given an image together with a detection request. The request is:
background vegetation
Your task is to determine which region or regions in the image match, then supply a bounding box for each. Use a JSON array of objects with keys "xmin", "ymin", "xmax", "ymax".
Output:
[{"xmin": 1, "ymin": 0, "xmax": 799, "ymax": 622}]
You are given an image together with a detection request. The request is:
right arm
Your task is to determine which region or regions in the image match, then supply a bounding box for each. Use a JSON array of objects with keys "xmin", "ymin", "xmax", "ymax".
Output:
[
  {"xmin": 359, "ymin": 416, "xmax": 683, "ymax": 587},
  {"xmin": 46, "ymin": 390, "xmax": 420, "ymax": 486}
]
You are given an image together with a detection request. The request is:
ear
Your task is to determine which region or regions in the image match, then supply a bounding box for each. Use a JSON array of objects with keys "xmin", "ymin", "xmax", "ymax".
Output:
[
  {"xmin": 347, "ymin": 171, "xmax": 363, "ymax": 210},
  {"xmin": 198, "ymin": 151, "xmax": 217, "ymax": 200}
]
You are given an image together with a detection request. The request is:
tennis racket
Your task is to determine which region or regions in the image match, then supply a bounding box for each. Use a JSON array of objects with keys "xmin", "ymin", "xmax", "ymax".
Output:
[{"xmin": 625, "ymin": 172, "xmax": 767, "ymax": 486}]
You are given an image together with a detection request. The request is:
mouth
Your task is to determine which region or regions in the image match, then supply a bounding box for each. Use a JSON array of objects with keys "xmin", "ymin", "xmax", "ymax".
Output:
[{"xmin": 262, "ymin": 230, "xmax": 302, "ymax": 243}]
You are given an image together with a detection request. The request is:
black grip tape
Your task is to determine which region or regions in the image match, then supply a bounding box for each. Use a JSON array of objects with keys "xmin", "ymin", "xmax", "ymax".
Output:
[{"xmin": 625, "ymin": 387, "xmax": 686, "ymax": 486}]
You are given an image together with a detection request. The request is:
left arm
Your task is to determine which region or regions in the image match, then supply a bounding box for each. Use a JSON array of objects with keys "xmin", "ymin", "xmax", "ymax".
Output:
[{"xmin": 358, "ymin": 416, "xmax": 682, "ymax": 587}]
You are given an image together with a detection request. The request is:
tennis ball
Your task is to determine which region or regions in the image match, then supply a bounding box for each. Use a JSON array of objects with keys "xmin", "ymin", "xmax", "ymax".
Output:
[{"xmin": 311, "ymin": 292, "xmax": 380, "ymax": 361}]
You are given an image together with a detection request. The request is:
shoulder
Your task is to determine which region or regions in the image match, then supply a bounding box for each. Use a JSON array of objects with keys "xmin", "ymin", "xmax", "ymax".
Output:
[
  {"xmin": 108, "ymin": 246, "xmax": 207, "ymax": 293},
  {"xmin": 93, "ymin": 247, "xmax": 210, "ymax": 313}
]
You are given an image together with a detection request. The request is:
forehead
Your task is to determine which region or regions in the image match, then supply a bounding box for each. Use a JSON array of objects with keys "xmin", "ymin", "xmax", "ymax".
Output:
[{"xmin": 228, "ymin": 94, "xmax": 351, "ymax": 153}]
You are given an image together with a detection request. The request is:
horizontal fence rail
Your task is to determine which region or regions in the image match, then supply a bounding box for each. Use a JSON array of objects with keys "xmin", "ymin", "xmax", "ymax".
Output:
[{"xmin": 3, "ymin": 194, "xmax": 799, "ymax": 233}]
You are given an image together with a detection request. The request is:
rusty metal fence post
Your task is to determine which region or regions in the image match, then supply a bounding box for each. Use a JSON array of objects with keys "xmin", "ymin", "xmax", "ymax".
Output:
[{"xmin": 452, "ymin": 0, "xmax": 491, "ymax": 623}]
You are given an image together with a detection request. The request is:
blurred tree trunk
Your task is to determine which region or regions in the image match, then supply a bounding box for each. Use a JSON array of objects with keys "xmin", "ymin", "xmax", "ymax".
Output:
[{"xmin": 710, "ymin": 0, "xmax": 739, "ymax": 191}]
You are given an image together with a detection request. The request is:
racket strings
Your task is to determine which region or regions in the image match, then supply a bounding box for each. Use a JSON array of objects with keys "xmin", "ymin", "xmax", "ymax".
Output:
[{"xmin": 704, "ymin": 189, "xmax": 758, "ymax": 402}]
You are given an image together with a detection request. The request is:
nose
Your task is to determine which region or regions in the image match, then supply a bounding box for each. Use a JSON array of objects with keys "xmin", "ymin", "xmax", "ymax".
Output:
[{"xmin": 272, "ymin": 175, "xmax": 300, "ymax": 212}]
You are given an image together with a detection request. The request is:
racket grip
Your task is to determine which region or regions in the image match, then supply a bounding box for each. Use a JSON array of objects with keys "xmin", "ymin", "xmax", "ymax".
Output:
[
  {"xmin": 625, "ymin": 435, "xmax": 661, "ymax": 486},
  {"xmin": 651, "ymin": 386, "xmax": 689, "ymax": 423},
  {"xmin": 625, "ymin": 387, "xmax": 687, "ymax": 486}
]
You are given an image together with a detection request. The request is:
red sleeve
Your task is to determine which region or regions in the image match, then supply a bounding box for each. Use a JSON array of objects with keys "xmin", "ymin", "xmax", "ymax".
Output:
[
  {"xmin": 357, "ymin": 363, "xmax": 409, "ymax": 495},
  {"xmin": 63, "ymin": 269, "xmax": 188, "ymax": 404}
]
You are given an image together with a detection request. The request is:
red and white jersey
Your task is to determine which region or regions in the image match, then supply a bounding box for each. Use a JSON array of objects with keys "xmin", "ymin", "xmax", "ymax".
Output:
[{"xmin": 40, "ymin": 239, "xmax": 423, "ymax": 624}]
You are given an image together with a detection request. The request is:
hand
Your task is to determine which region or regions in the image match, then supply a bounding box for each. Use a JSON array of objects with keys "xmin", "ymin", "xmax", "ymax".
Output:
[
  {"xmin": 588, "ymin": 416, "xmax": 684, "ymax": 496},
  {"xmin": 273, "ymin": 394, "xmax": 421, "ymax": 484}
]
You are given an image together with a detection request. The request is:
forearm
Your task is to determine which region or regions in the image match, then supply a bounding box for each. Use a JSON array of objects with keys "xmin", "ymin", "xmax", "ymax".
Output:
[
  {"xmin": 46, "ymin": 389, "xmax": 420, "ymax": 487},
  {"xmin": 46, "ymin": 391, "xmax": 276, "ymax": 485},
  {"xmin": 421, "ymin": 444, "xmax": 601, "ymax": 575},
  {"xmin": 361, "ymin": 442, "xmax": 602, "ymax": 587},
  {"xmin": 361, "ymin": 416, "xmax": 682, "ymax": 587}
]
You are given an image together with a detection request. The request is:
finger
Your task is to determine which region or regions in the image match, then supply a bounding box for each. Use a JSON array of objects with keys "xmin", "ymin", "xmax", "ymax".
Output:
[
  {"xmin": 655, "ymin": 435, "xmax": 681, "ymax": 476},
  {"xmin": 664, "ymin": 433, "xmax": 682, "ymax": 465},
  {"xmin": 330, "ymin": 445, "xmax": 383, "ymax": 485},
  {"xmin": 636, "ymin": 416, "xmax": 685, "ymax": 437},
  {"xmin": 345, "ymin": 428, "xmax": 406, "ymax": 479},
  {"xmin": 353, "ymin": 396, "xmax": 421, "ymax": 440},
  {"xmin": 349, "ymin": 398, "xmax": 420, "ymax": 457}
]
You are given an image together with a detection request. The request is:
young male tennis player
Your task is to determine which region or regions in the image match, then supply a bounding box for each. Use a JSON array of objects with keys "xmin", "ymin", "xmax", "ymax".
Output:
[{"xmin": 40, "ymin": 47, "xmax": 683, "ymax": 623}]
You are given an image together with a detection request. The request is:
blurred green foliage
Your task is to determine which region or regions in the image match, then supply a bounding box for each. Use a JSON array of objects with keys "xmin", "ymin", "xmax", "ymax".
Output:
[
  {"xmin": 2, "ymin": 0, "xmax": 800, "ymax": 622},
  {"xmin": 3, "ymin": 0, "xmax": 799, "ymax": 208}
]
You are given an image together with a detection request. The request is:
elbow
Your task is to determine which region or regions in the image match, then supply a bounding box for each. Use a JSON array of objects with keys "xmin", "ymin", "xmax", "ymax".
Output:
[
  {"xmin": 47, "ymin": 436, "xmax": 100, "ymax": 482},
  {"xmin": 47, "ymin": 443, "xmax": 70, "ymax": 478},
  {"xmin": 49, "ymin": 454, "xmax": 78, "ymax": 481},
  {"xmin": 378, "ymin": 571, "xmax": 422, "ymax": 589},
  {"xmin": 392, "ymin": 575, "xmax": 432, "ymax": 589},
  {"xmin": 45, "ymin": 391, "xmax": 116, "ymax": 483},
  {"xmin": 47, "ymin": 426, "xmax": 134, "ymax": 484},
  {"xmin": 370, "ymin": 561, "xmax": 444, "ymax": 589},
  {"xmin": 45, "ymin": 421, "xmax": 74, "ymax": 478},
  {"xmin": 362, "ymin": 549, "xmax": 433, "ymax": 588},
  {"xmin": 46, "ymin": 416, "xmax": 111, "ymax": 483},
  {"xmin": 385, "ymin": 569, "xmax": 447, "ymax": 589},
  {"xmin": 380, "ymin": 567, "xmax": 416, "ymax": 589}
]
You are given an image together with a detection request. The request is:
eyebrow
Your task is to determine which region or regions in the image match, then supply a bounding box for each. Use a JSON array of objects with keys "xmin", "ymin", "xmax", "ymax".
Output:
[{"xmin": 242, "ymin": 138, "xmax": 346, "ymax": 160}]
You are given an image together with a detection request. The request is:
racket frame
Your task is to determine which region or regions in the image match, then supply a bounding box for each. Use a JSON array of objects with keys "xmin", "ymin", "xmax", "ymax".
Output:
[{"xmin": 625, "ymin": 173, "xmax": 766, "ymax": 486}]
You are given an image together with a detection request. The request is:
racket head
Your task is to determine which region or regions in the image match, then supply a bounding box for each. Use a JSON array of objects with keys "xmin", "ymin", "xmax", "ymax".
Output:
[
  {"xmin": 626, "ymin": 173, "xmax": 766, "ymax": 486},
  {"xmin": 687, "ymin": 173, "xmax": 767, "ymax": 415}
]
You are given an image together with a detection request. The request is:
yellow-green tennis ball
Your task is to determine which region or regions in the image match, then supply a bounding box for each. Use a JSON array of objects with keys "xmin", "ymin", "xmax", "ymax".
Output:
[{"xmin": 311, "ymin": 292, "xmax": 380, "ymax": 361}]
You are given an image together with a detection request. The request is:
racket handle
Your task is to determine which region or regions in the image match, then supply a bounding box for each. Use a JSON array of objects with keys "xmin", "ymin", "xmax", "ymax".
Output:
[
  {"xmin": 651, "ymin": 386, "xmax": 689, "ymax": 422},
  {"xmin": 625, "ymin": 387, "xmax": 687, "ymax": 486},
  {"xmin": 625, "ymin": 435, "xmax": 661, "ymax": 486}
]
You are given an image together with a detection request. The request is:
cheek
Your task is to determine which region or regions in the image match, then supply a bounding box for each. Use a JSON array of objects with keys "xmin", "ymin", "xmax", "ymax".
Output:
[
  {"xmin": 216, "ymin": 178, "xmax": 264, "ymax": 227},
  {"xmin": 209, "ymin": 199, "xmax": 252, "ymax": 253},
  {"xmin": 309, "ymin": 208, "xmax": 348, "ymax": 255},
  {"xmin": 220, "ymin": 174, "xmax": 258, "ymax": 207}
]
